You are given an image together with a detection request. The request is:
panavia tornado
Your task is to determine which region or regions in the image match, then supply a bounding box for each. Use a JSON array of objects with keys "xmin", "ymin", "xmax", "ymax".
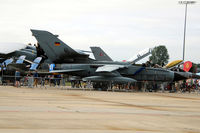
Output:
[{"xmin": 31, "ymin": 29, "xmax": 194, "ymax": 90}]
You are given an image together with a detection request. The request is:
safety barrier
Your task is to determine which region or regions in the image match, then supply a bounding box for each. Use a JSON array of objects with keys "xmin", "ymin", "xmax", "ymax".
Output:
[{"xmin": 0, "ymin": 75, "xmax": 200, "ymax": 93}]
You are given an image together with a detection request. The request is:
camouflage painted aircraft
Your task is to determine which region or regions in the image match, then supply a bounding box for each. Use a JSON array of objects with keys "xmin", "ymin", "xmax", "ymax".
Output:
[
  {"xmin": 31, "ymin": 29, "xmax": 196, "ymax": 90},
  {"xmin": 90, "ymin": 47, "xmax": 199, "ymax": 82}
]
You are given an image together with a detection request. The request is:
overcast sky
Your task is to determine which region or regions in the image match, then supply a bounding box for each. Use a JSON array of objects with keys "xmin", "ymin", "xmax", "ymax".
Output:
[{"xmin": 0, "ymin": 0, "xmax": 199, "ymax": 63}]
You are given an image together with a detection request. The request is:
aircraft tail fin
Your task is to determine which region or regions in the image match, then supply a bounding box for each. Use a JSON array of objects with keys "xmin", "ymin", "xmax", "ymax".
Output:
[
  {"xmin": 30, "ymin": 57, "xmax": 42, "ymax": 70},
  {"xmin": 16, "ymin": 55, "xmax": 26, "ymax": 64},
  {"xmin": 31, "ymin": 29, "xmax": 88, "ymax": 63},
  {"xmin": 3, "ymin": 58, "xmax": 14, "ymax": 66},
  {"xmin": 90, "ymin": 47, "xmax": 113, "ymax": 61},
  {"xmin": 0, "ymin": 58, "xmax": 14, "ymax": 71}
]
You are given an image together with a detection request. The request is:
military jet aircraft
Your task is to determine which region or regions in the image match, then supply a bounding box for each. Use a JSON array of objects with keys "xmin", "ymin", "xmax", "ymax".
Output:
[
  {"xmin": 0, "ymin": 55, "xmax": 28, "ymax": 83},
  {"xmin": 31, "ymin": 29, "xmax": 194, "ymax": 90}
]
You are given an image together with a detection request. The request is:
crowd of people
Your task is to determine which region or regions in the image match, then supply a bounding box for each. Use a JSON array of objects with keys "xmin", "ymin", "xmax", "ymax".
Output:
[
  {"xmin": 13, "ymin": 70, "xmax": 64, "ymax": 88},
  {"xmin": 0, "ymin": 70, "xmax": 196, "ymax": 93}
]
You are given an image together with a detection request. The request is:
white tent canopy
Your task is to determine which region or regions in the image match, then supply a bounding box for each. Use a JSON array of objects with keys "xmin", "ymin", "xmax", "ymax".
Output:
[{"xmin": 0, "ymin": 43, "xmax": 27, "ymax": 54}]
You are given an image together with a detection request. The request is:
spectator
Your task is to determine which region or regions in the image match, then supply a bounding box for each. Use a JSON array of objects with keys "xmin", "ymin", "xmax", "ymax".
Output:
[
  {"xmin": 28, "ymin": 73, "xmax": 33, "ymax": 88},
  {"xmin": 55, "ymin": 74, "xmax": 61, "ymax": 86},
  {"xmin": 33, "ymin": 70, "xmax": 38, "ymax": 87},
  {"xmin": 15, "ymin": 70, "xmax": 20, "ymax": 87}
]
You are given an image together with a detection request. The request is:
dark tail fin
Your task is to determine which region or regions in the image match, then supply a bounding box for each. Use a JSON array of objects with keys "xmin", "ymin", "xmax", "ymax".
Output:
[
  {"xmin": 31, "ymin": 29, "xmax": 87, "ymax": 63},
  {"xmin": 90, "ymin": 47, "xmax": 113, "ymax": 61}
]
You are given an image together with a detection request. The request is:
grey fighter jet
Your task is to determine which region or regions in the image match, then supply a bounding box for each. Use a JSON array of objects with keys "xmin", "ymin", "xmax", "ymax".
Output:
[{"xmin": 31, "ymin": 29, "xmax": 189, "ymax": 90}]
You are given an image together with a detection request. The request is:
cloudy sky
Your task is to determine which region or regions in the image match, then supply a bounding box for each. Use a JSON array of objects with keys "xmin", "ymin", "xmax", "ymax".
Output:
[{"xmin": 0, "ymin": 0, "xmax": 199, "ymax": 63}]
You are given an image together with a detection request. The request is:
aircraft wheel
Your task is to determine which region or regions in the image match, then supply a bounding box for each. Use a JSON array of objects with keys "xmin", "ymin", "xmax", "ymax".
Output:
[
  {"xmin": 93, "ymin": 82, "xmax": 101, "ymax": 90},
  {"xmin": 100, "ymin": 83, "xmax": 109, "ymax": 91},
  {"xmin": 93, "ymin": 82, "xmax": 108, "ymax": 91}
]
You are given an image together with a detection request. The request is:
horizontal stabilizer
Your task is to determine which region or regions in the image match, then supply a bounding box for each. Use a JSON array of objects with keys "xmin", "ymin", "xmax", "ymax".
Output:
[
  {"xmin": 83, "ymin": 76, "xmax": 136, "ymax": 83},
  {"xmin": 49, "ymin": 69, "xmax": 84, "ymax": 73}
]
